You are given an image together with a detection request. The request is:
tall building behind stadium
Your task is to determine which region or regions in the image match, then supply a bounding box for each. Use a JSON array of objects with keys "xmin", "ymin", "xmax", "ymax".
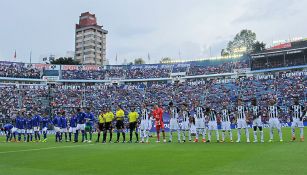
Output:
[{"xmin": 75, "ymin": 12, "xmax": 108, "ymax": 65}]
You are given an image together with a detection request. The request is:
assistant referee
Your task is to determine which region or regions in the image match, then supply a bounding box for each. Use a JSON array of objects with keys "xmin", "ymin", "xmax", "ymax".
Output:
[
  {"xmin": 103, "ymin": 107, "xmax": 114, "ymax": 143},
  {"xmin": 96, "ymin": 108, "xmax": 106, "ymax": 143},
  {"xmin": 128, "ymin": 107, "xmax": 139, "ymax": 143},
  {"xmin": 115, "ymin": 105, "xmax": 126, "ymax": 143}
]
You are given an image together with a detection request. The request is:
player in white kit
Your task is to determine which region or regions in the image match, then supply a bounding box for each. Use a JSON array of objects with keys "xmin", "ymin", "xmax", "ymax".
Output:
[
  {"xmin": 250, "ymin": 98, "xmax": 264, "ymax": 143},
  {"xmin": 140, "ymin": 103, "xmax": 151, "ymax": 143},
  {"xmin": 267, "ymin": 99, "xmax": 283, "ymax": 142},
  {"xmin": 235, "ymin": 99, "xmax": 250, "ymax": 143},
  {"xmin": 181, "ymin": 103, "xmax": 191, "ymax": 142},
  {"xmin": 289, "ymin": 97, "xmax": 305, "ymax": 142},
  {"xmin": 168, "ymin": 101, "xmax": 181, "ymax": 143},
  {"xmin": 205, "ymin": 107, "xmax": 219, "ymax": 143},
  {"xmin": 193, "ymin": 102, "xmax": 206, "ymax": 143},
  {"xmin": 220, "ymin": 102, "xmax": 233, "ymax": 142}
]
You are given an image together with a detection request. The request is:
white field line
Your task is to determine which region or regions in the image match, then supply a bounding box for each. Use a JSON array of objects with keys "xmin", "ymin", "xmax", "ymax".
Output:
[{"xmin": 0, "ymin": 144, "xmax": 93, "ymax": 154}]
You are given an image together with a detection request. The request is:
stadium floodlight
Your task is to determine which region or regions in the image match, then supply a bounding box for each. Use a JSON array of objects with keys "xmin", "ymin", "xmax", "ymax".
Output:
[{"xmin": 162, "ymin": 54, "xmax": 243, "ymax": 64}]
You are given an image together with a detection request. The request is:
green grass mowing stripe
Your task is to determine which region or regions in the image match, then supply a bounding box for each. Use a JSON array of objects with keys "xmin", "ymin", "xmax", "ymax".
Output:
[{"xmin": 0, "ymin": 144, "xmax": 93, "ymax": 154}]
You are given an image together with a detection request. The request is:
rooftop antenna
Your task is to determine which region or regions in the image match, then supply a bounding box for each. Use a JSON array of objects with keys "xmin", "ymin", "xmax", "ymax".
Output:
[
  {"xmin": 115, "ymin": 53, "xmax": 118, "ymax": 65},
  {"xmin": 147, "ymin": 52, "xmax": 150, "ymax": 64},
  {"xmin": 29, "ymin": 51, "xmax": 32, "ymax": 64},
  {"xmin": 178, "ymin": 49, "xmax": 181, "ymax": 61}
]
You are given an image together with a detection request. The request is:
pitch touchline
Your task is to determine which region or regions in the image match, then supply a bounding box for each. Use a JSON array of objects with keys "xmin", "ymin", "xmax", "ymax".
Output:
[{"xmin": 0, "ymin": 144, "xmax": 93, "ymax": 154}]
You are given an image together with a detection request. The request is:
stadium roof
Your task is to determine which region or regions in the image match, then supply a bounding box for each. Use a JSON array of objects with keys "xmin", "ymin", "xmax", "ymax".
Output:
[{"xmin": 251, "ymin": 40, "xmax": 307, "ymax": 56}]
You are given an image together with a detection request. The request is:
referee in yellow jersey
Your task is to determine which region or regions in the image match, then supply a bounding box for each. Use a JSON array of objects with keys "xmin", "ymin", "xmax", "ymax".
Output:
[
  {"xmin": 115, "ymin": 105, "xmax": 126, "ymax": 143},
  {"xmin": 96, "ymin": 108, "xmax": 106, "ymax": 143},
  {"xmin": 128, "ymin": 107, "xmax": 139, "ymax": 143},
  {"xmin": 103, "ymin": 106, "xmax": 114, "ymax": 143}
]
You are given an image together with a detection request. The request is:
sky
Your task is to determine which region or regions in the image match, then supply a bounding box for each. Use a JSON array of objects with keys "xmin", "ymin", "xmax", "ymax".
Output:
[{"xmin": 0, "ymin": 0, "xmax": 306, "ymax": 64}]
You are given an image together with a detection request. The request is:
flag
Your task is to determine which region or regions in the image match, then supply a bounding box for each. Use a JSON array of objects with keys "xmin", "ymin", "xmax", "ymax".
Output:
[
  {"xmin": 115, "ymin": 53, "xmax": 118, "ymax": 63},
  {"xmin": 14, "ymin": 50, "xmax": 16, "ymax": 59},
  {"xmin": 147, "ymin": 53, "xmax": 150, "ymax": 63}
]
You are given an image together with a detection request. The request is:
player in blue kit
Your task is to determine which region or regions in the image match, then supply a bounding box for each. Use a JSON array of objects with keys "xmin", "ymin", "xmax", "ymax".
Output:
[
  {"xmin": 41, "ymin": 112, "xmax": 51, "ymax": 142},
  {"xmin": 69, "ymin": 114, "xmax": 77, "ymax": 142},
  {"xmin": 60, "ymin": 111, "xmax": 68, "ymax": 142},
  {"xmin": 75, "ymin": 108, "xmax": 86, "ymax": 143},
  {"xmin": 32, "ymin": 112, "xmax": 42, "ymax": 142},
  {"xmin": 1, "ymin": 123, "xmax": 14, "ymax": 142},
  {"xmin": 85, "ymin": 107, "xmax": 96, "ymax": 143},
  {"xmin": 26, "ymin": 113, "xmax": 34, "ymax": 142},
  {"xmin": 16, "ymin": 110, "xmax": 27, "ymax": 142},
  {"xmin": 53, "ymin": 112, "xmax": 62, "ymax": 142}
]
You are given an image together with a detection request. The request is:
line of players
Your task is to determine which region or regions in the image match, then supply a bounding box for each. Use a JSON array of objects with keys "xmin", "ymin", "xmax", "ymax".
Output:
[
  {"xmin": 1, "ymin": 108, "xmax": 96, "ymax": 143},
  {"xmin": 1, "ymin": 97, "xmax": 306, "ymax": 143},
  {"xmin": 167, "ymin": 98, "xmax": 306, "ymax": 143}
]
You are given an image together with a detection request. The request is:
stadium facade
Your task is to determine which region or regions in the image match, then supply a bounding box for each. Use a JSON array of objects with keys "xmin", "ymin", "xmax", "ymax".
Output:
[
  {"xmin": 0, "ymin": 39, "xmax": 306, "ymax": 125},
  {"xmin": 251, "ymin": 40, "xmax": 307, "ymax": 70}
]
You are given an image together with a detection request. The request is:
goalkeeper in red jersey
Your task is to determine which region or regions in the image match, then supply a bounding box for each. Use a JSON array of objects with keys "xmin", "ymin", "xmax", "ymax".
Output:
[{"xmin": 152, "ymin": 104, "xmax": 166, "ymax": 143}]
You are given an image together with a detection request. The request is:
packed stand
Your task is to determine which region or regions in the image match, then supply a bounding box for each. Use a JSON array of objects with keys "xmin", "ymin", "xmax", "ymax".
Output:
[
  {"xmin": 0, "ymin": 69, "xmax": 305, "ymax": 123},
  {"xmin": 187, "ymin": 61, "xmax": 249, "ymax": 76},
  {"xmin": 0, "ymin": 62, "xmax": 41, "ymax": 79},
  {"xmin": 125, "ymin": 68, "xmax": 171, "ymax": 79},
  {"xmin": 61, "ymin": 70, "xmax": 106, "ymax": 80}
]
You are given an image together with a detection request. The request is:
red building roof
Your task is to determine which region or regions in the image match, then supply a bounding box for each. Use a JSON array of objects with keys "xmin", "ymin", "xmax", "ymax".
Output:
[{"xmin": 76, "ymin": 12, "xmax": 102, "ymax": 29}]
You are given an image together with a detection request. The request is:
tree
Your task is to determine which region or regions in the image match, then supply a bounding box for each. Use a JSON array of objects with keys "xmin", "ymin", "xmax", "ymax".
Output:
[
  {"xmin": 50, "ymin": 57, "xmax": 80, "ymax": 65},
  {"xmin": 160, "ymin": 57, "xmax": 172, "ymax": 63},
  {"xmin": 225, "ymin": 29, "xmax": 257, "ymax": 54},
  {"xmin": 252, "ymin": 41, "xmax": 266, "ymax": 52},
  {"xmin": 221, "ymin": 49, "xmax": 230, "ymax": 57},
  {"xmin": 134, "ymin": 58, "xmax": 145, "ymax": 65}
]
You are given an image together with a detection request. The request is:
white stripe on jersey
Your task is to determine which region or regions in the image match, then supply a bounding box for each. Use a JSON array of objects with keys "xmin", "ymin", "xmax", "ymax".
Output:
[
  {"xmin": 141, "ymin": 109, "xmax": 149, "ymax": 120},
  {"xmin": 268, "ymin": 106, "xmax": 278, "ymax": 118},
  {"xmin": 291, "ymin": 105, "xmax": 304, "ymax": 118},
  {"xmin": 196, "ymin": 107, "xmax": 204, "ymax": 118},
  {"xmin": 237, "ymin": 106, "xmax": 246, "ymax": 119},
  {"xmin": 182, "ymin": 111, "xmax": 189, "ymax": 122},
  {"xmin": 209, "ymin": 111, "xmax": 217, "ymax": 121},
  {"xmin": 170, "ymin": 107, "xmax": 178, "ymax": 119},
  {"xmin": 221, "ymin": 109, "xmax": 230, "ymax": 122},
  {"xmin": 251, "ymin": 106, "xmax": 260, "ymax": 119}
]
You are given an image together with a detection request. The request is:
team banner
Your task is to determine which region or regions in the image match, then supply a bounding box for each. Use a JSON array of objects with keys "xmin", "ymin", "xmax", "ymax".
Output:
[
  {"xmin": 129, "ymin": 64, "xmax": 190, "ymax": 70},
  {"xmin": 61, "ymin": 65, "xmax": 102, "ymax": 71},
  {"xmin": 233, "ymin": 68, "xmax": 251, "ymax": 74},
  {"xmin": 30, "ymin": 64, "xmax": 61, "ymax": 70},
  {"xmin": 280, "ymin": 71, "xmax": 307, "ymax": 78},
  {"xmin": 268, "ymin": 42, "xmax": 292, "ymax": 50},
  {"xmin": 249, "ymin": 74, "xmax": 274, "ymax": 80},
  {"xmin": 107, "ymin": 63, "xmax": 190, "ymax": 70},
  {"xmin": 43, "ymin": 76, "xmax": 60, "ymax": 82}
]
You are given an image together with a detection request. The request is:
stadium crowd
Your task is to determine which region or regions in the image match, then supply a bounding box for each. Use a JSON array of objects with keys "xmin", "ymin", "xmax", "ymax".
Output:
[
  {"xmin": 0, "ymin": 70, "xmax": 305, "ymax": 122},
  {"xmin": 61, "ymin": 70, "xmax": 106, "ymax": 80},
  {"xmin": 61, "ymin": 61, "xmax": 249, "ymax": 80},
  {"xmin": 187, "ymin": 61, "xmax": 249, "ymax": 76},
  {"xmin": 0, "ymin": 60, "xmax": 249, "ymax": 80},
  {"xmin": 0, "ymin": 62, "xmax": 41, "ymax": 79},
  {"xmin": 0, "ymin": 64, "xmax": 306, "ymax": 144}
]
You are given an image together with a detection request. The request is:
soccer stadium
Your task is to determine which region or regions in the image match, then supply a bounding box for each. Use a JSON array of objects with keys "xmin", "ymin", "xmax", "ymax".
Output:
[{"xmin": 1, "ymin": 1, "xmax": 307, "ymax": 175}]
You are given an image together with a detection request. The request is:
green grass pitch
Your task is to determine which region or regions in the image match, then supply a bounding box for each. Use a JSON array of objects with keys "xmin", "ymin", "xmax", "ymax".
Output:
[{"xmin": 0, "ymin": 127, "xmax": 306, "ymax": 175}]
